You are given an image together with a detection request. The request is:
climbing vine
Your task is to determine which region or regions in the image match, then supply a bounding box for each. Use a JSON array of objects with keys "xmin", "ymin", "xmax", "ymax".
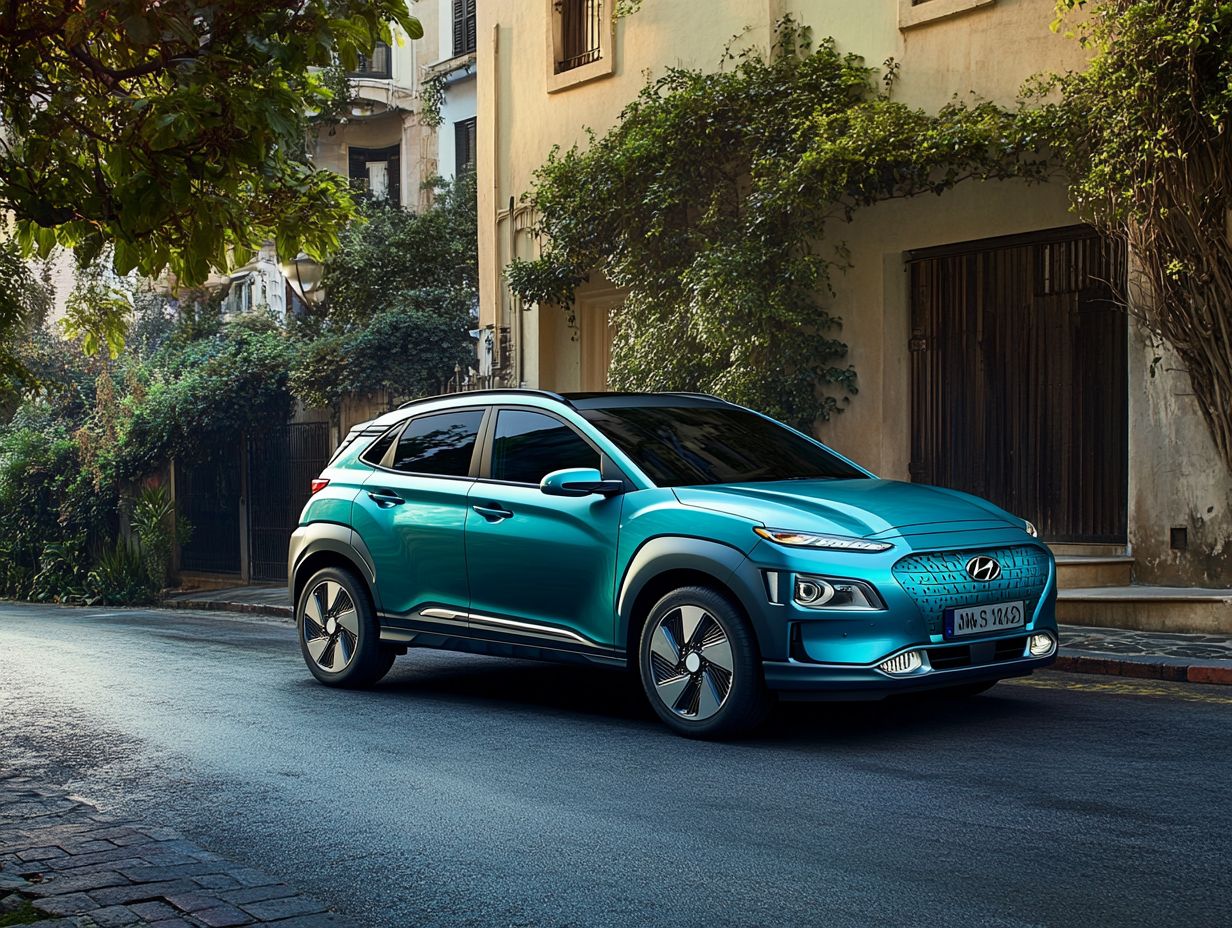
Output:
[
  {"xmin": 1023, "ymin": 0, "xmax": 1232, "ymax": 472},
  {"xmin": 508, "ymin": 19, "xmax": 1045, "ymax": 427},
  {"xmin": 419, "ymin": 74, "xmax": 446, "ymax": 129}
]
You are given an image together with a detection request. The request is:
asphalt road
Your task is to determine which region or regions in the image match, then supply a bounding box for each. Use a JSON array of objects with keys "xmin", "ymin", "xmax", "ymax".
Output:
[{"xmin": 1, "ymin": 603, "xmax": 1229, "ymax": 928}]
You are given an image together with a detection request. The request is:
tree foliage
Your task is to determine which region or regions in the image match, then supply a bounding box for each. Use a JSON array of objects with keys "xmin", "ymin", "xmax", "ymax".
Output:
[
  {"xmin": 0, "ymin": 0, "xmax": 421, "ymax": 288},
  {"xmin": 318, "ymin": 172, "xmax": 479, "ymax": 327},
  {"xmin": 1025, "ymin": 0, "xmax": 1232, "ymax": 471},
  {"xmin": 509, "ymin": 21, "xmax": 1045, "ymax": 427}
]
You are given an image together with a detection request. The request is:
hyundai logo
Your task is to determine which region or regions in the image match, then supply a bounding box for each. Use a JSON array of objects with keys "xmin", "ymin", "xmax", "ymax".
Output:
[{"xmin": 966, "ymin": 555, "xmax": 1002, "ymax": 582}]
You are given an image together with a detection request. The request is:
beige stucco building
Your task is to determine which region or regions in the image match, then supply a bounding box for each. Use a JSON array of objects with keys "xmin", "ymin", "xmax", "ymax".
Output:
[{"xmin": 474, "ymin": 0, "xmax": 1232, "ymax": 602}]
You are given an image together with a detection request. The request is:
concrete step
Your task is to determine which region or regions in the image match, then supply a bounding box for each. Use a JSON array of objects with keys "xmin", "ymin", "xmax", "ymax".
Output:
[
  {"xmin": 1057, "ymin": 586, "xmax": 1232, "ymax": 635},
  {"xmin": 1048, "ymin": 542, "xmax": 1129, "ymax": 558},
  {"xmin": 1055, "ymin": 555, "xmax": 1135, "ymax": 590}
]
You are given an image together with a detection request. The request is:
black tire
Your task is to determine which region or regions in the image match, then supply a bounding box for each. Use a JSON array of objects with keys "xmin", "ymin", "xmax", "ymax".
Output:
[
  {"xmin": 940, "ymin": 680, "xmax": 998, "ymax": 698},
  {"xmin": 638, "ymin": 585, "xmax": 770, "ymax": 739},
  {"xmin": 296, "ymin": 566, "xmax": 394, "ymax": 688}
]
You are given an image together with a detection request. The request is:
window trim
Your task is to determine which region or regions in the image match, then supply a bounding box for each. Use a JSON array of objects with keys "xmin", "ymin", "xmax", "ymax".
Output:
[
  {"xmin": 476, "ymin": 405, "xmax": 626, "ymax": 488},
  {"xmin": 366, "ymin": 407, "xmax": 491, "ymax": 481},
  {"xmin": 898, "ymin": 0, "xmax": 995, "ymax": 30},
  {"xmin": 545, "ymin": 0, "xmax": 615, "ymax": 94}
]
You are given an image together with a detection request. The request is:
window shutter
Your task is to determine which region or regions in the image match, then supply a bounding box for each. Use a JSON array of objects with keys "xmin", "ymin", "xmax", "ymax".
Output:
[
  {"xmin": 466, "ymin": 0, "xmax": 477, "ymax": 54},
  {"xmin": 452, "ymin": 0, "xmax": 465, "ymax": 56}
]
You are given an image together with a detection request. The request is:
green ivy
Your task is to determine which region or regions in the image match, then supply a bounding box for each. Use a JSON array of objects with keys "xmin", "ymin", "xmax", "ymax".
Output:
[
  {"xmin": 1024, "ymin": 0, "xmax": 1232, "ymax": 472},
  {"xmin": 510, "ymin": 19, "xmax": 1046, "ymax": 428}
]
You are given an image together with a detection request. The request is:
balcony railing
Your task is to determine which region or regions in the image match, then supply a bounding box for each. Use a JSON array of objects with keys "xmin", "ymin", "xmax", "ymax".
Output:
[{"xmin": 555, "ymin": 0, "xmax": 602, "ymax": 74}]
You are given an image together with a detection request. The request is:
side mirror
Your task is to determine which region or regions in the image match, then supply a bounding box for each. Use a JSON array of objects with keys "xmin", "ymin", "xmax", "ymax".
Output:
[{"xmin": 540, "ymin": 467, "xmax": 624, "ymax": 498}]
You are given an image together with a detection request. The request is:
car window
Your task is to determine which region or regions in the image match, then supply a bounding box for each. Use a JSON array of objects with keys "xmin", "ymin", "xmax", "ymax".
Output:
[
  {"xmin": 390, "ymin": 409, "xmax": 484, "ymax": 477},
  {"xmin": 578, "ymin": 405, "xmax": 866, "ymax": 487},
  {"xmin": 490, "ymin": 409, "xmax": 599, "ymax": 485}
]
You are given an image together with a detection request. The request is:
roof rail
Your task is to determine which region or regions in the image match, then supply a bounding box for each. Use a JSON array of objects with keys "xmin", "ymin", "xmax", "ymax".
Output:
[
  {"xmin": 397, "ymin": 388, "xmax": 574, "ymax": 410},
  {"xmin": 660, "ymin": 391, "xmax": 730, "ymax": 403}
]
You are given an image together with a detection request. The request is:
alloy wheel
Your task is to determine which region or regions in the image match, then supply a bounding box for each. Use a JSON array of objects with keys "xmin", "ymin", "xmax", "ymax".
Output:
[
  {"xmin": 302, "ymin": 580, "xmax": 360, "ymax": 673},
  {"xmin": 647, "ymin": 604, "xmax": 735, "ymax": 721}
]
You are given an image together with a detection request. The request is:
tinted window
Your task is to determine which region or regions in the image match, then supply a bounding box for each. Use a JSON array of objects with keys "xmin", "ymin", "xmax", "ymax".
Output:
[
  {"xmin": 491, "ymin": 410, "xmax": 599, "ymax": 485},
  {"xmin": 390, "ymin": 410, "xmax": 484, "ymax": 476},
  {"xmin": 579, "ymin": 405, "xmax": 865, "ymax": 487},
  {"xmin": 359, "ymin": 425, "xmax": 400, "ymax": 466}
]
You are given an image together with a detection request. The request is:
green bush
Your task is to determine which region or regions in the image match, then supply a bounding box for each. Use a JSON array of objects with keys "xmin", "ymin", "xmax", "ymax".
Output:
[
  {"xmin": 0, "ymin": 426, "xmax": 115, "ymax": 601},
  {"xmin": 88, "ymin": 539, "xmax": 154, "ymax": 606},
  {"xmin": 130, "ymin": 484, "xmax": 191, "ymax": 591}
]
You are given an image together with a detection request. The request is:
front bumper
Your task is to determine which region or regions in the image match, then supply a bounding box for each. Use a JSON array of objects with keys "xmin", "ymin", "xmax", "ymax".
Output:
[
  {"xmin": 764, "ymin": 642, "xmax": 1057, "ymax": 701},
  {"xmin": 736, "ymin": 532, "xmax": 1059, "ymax": 697}
]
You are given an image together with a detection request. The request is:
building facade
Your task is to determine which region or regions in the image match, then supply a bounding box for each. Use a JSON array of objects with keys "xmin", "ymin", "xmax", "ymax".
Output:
[{"xmin": 475, "ymin": 0, "xmax": 1232, "ymax": 590}]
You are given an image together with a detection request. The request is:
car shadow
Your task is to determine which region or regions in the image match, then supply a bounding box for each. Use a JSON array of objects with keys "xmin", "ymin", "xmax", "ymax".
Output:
[{"xmin": 366, "ymin": 652, "xmax": 1043, "ymax": 746}]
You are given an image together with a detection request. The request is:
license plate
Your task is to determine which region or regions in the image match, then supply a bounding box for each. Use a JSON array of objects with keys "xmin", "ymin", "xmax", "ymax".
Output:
[{"xmin": 944, "ymin": 601, "xmax": 1026, "ymax": 638}]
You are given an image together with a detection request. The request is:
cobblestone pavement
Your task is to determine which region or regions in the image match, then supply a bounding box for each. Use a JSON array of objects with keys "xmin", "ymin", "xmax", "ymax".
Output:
[
  {"xmin": 1060, "ymin": 624, "xmax": 1232, "ymax": 660},
  {"xmin": 0, "ymin": 771, "xmax": 346, "ymax": 928}
]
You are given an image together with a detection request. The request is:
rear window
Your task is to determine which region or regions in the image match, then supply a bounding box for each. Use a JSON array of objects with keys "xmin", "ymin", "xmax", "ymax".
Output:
[
  {"xmin": 389, "ymin": 410, "xmax": 484, "ymax": 477},
  {"xmin": 579, "ymin": 405, "xmax": 865, "ymax": 487}
]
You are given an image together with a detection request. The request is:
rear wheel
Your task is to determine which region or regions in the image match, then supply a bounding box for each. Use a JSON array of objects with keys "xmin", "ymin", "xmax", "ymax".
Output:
[
  {"xmin": 638, "ymin": 585, "xmax": 770, "ymax": 739},
  {"xmin": 297, "ymin": 566, "xmax": 394, "ymax": 688}
]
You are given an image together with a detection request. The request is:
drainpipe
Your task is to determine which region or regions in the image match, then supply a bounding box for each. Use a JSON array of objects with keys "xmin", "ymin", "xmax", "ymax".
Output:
[{"xmin": 511, "ymin": 195, "xmax": 525, "ymax": 387}]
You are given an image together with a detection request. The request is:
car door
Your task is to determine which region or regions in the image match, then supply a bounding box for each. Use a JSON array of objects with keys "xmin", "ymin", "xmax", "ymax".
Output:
[
  {"xmin": 350, "ymin": 407, "xmax": 487, "ymax": 623},
  {"xmin": 465, "ymin": 407, "xmax": 623, "ymax": 651}
]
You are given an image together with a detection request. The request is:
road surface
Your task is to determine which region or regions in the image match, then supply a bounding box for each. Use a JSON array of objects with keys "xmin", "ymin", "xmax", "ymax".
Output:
[{"xmin": 1, "ymin": 602, "xmax": 1228, "ymax": 928}]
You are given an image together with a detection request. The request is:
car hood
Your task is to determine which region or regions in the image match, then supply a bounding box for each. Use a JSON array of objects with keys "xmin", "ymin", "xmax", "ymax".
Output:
[{"xmin": 673, "ymin": 479, "xmax": 1022, "ymax": 538}]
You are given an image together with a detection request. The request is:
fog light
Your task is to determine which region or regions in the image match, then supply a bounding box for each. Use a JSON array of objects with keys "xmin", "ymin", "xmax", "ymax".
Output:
[
  {"xmin": 877, "ymin": 651, "xmax": 923, "ymax": 675},
  {"xmin": 794, "ymin": 577, "xmax": 835, "ymax": 606},
  {"xmin": 1029, "ymin": 633, "xmax": 1055, "ymax": 656}
]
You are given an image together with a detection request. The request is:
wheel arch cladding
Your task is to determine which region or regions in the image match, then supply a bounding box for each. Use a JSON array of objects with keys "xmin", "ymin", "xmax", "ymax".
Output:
[
  {"xmin": 618, "ymin": 537, "xmax": 770, "ymax": 659},
  {"xmin": 291, "ymin": 528, "xmax": 381, "ymax": 615}
]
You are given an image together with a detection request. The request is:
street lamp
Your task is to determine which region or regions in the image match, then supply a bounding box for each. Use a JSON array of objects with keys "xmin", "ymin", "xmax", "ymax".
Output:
[{"xmin": 279, "ymin": 252, "xmax": 327, "ymax": 306}]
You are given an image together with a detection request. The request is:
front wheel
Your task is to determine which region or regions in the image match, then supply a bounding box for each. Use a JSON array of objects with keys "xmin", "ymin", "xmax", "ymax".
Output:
[
  {"xmin": 638, "ymin": 586, "xmax": 770, "ymax": 739},
  {"xmin": 297, "ymin": 567, "xmax": 394, "ymax": 688}
]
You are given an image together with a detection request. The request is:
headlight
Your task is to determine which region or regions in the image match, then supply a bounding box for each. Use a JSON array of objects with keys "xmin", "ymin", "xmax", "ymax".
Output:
[
  {"xmin": 793, "ymin": 574, "xmax": 884, "ymax": 610},
  {"xmin": 1023, "ymin": 520, "xmax": 1039, "ymax": 538},
  {"xmin": 754, "ymin": 527, "xmax": 893, "ymax": 553}
]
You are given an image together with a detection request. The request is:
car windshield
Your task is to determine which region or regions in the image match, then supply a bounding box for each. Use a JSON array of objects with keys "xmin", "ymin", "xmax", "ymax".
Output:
[{"xmin": 578, "ymin": 405, "xmax": 867, "ymax": 487}]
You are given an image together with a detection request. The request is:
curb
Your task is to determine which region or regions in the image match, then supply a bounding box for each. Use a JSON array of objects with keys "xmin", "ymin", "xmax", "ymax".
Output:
[
  {"xmin": 164, "ymin": 599, "xmax": 293, "ymax": 620},
  {"xmin": 1056, "ymin": 649, "xmax": 1232, "ymax": 685}
]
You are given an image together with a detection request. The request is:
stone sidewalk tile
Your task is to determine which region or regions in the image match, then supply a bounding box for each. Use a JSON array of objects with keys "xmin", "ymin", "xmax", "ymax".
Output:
[{"xmin": 0, "ymin": 769, "xmax": 352, "ymax": 928}]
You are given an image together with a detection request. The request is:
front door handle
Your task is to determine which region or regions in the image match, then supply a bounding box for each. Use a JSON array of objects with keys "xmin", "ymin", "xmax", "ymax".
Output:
[
  {"xmin": 472, "ymin": 503, "xmax": 513, "ymax": 522},
  {"xmin": 367, "ymin": 489, "xmax": 404, "ymax": 508}
]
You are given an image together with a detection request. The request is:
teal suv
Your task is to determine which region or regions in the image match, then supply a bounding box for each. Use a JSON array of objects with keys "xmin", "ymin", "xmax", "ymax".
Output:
[{"xmin": 289, "ymin": 390, "xmax": 1057, "ymax": 738}]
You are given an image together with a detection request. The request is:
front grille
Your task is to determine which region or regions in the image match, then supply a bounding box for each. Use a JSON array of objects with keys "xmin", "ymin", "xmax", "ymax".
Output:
[
  {"xmin": 892, "ymin": 545, "xmax": 1050, "ymax": 636},
  {"xmin": 927, "ymin": 646, "xmax": 971, "ymax": 670},
  {"xmin": 993, "ymin": 636, "xmax": 1028, "ymax": 662}
]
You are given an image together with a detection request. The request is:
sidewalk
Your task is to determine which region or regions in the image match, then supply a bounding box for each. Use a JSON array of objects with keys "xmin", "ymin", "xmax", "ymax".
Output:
[
  {"xmin": 0, "ymin": 770, "xmax": 346, "ymax": 928},
  {"xmin": 167, "ymin": 584, "xmax": 1232, "ymax": 685}
]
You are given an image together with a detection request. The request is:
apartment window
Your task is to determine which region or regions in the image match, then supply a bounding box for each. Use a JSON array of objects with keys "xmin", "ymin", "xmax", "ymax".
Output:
[
  {"xmin": 452, "ymin": 0, "xmax": 477, "ymax": 56},
  {"xmin": 547, "ymin": 0, "xmax": 612, "ymax": 92},
  {"xmin": 898, "ymin": 0, "xmax": 995, "ymax": 29},
  {"xmin": 454, "ymin": 117, "xmax": 477, "ymax": 177},
  {"xmin": 348, "ymin": 144, "xmax": 401, "ymax": 204},
  {"xmin": 555, "ymin": 0, "xmax": 602, "ymax": 73},
  {"xmin": 350, "ymin": 41, "xmax": 391, "ymax": 79}
]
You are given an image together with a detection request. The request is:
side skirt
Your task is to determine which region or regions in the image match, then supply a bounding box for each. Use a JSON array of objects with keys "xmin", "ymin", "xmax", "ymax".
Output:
[{"xmin": 378, "ymin": 611, "xmax": 627, "ymax": 669}]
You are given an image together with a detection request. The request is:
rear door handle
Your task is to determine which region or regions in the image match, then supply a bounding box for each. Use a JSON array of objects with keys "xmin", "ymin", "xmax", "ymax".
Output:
[
  {"xmin": 472, "ymin": 503, "xmax": 513, "ymax": 522},
  {"xmin": 367, "ymin": 489, "xmax": 404, "ymax": 508}
]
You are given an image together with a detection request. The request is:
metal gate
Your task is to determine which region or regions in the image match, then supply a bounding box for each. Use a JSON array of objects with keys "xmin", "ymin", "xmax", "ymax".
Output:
[
  {"xmin": 908, "ymin": 226, "xmax": 1128, "ymax": 544},
  {"xmin": 176, "ymin": 453, "xmax": 242, "ymax": 574},
  {"xmin": 247, "ymin": 422, "xmax": 332, "ymax": 582}
]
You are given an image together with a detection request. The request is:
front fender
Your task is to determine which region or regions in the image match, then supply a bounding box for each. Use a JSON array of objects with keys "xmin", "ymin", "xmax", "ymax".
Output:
[{"xmin": 616, "ymin": 536, "xmax": 776, "ymax": 658}]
